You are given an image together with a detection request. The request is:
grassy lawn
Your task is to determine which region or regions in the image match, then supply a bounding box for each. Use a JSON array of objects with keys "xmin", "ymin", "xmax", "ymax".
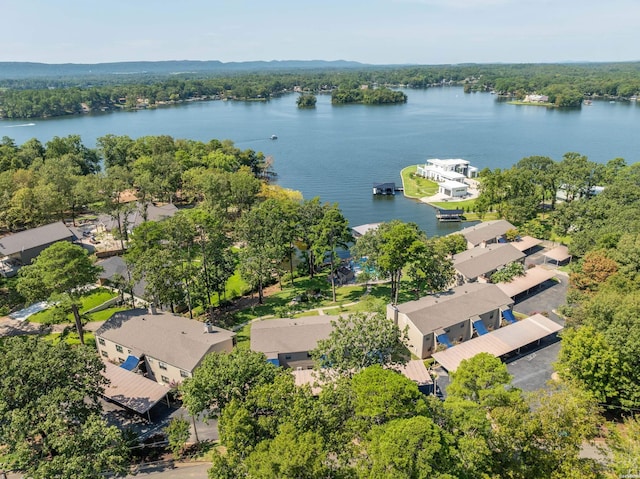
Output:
[
  {"xmin": 86, "ymin": 306, "xmax": 129, "ymax": 321},
  {"xmin": 235, "ymin": 323, "xmax": 251, "ymax": 350},
  {"xmin": 28, "ymin": 288, "xmax": 118, "ymax": 324},
  {"xmin": 400, "ymin": 166, "xmax": 439, "ymax": 199},
  {"xmin": 428, "ymin": 198, "xmax": 478, "ymax": 211},
  {"xmin": 232, "ymin": 276, "xmax": 416, "ymax": 324},
  {"xmin": 41, "ymin": 331, "xmax": 96, "ymax": 348}
]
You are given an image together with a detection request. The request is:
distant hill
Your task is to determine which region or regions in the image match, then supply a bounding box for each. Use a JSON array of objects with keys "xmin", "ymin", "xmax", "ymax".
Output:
[{"xmin": 0, "ymin": 60, "xmax": 368, "ymax": 79}]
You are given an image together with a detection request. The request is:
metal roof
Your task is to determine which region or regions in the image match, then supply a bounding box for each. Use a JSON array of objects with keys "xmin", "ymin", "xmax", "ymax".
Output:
[
  {"xmin": 495, "ymin": 266, "xmax": 557, "ymax": 298},
  {"xmin": 510, "ymin": 236, "xmax": 543, "ymax": 253},
  {"xmin": 350, "ymin": 223, "xmax": 382, "ymax": 237},
  {"xmin": 544, "ymin": 245, "xmax": 572, "ymax": 262},
  {"xmin": 432, "ymin": 314, "xmax": 562, "ymax": 372},
  {"xmin": 101, "ymin": 361, "xmax": 169, "ymax": 414}
]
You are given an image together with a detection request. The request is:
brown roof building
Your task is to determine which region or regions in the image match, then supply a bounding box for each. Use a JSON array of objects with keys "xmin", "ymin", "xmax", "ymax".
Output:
[
  {"xmin": 453, "ymin": 243, "xmax": 525, "ymax": 283},
  {"xmin": 456, "ymin": 220, "xmax": 515, "ymax": 249},
  {"xmin": 387, "ymin": 283, "xmax": 513, "ymax": 359},
  {"xmin": 96, "ymin": 308, "xmax": 235, "ymax": 385},
  {"xmin": 250, "ymin": 316, "xmax": 337, "ymax": 369}
]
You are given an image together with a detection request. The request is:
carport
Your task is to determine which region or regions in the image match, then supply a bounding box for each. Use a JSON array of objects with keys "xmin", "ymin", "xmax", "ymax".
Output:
[
  {"xmin": 432, "ymin": 314, "xmax": 563, "ymax": 372},
  {"xmin": 510, "ymin": 236, "xmax": 543, "ymax": 254},
  {"xmin": 496, "ymin": 266, "xmax": 557, "ymax": 300},
  {"xmin": 101, "ymin": 361, "xmax": 171, "ymax": 421},
  {"xmin": 544, "ymin": 245, "xmax": 572, "ymax": 265}
]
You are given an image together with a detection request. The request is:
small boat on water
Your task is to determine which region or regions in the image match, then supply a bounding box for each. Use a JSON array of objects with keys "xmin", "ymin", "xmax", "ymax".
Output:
[
  {"xmin": 270, "ymin": 134, "xmax": 278, "ymax": 140},
  {"xmin": 584, "ymin": 100, "xmax": 592, "ymax": 105}
]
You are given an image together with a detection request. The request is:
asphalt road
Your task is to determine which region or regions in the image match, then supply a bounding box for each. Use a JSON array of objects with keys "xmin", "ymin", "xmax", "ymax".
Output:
[{"xmin": 125, "ymin": 462, "xmax": 210, "ymax": 478}]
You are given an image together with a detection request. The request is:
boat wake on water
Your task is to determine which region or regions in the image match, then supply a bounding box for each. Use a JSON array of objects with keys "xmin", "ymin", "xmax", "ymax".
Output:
[{"xmin": 4, "ymin": 123, "xmax": 36, "ymax": 128}]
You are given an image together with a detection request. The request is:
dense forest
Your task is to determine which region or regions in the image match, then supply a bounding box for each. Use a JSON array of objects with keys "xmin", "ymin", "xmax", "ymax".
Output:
[{"xmin": 1, "ymin": 61, "xmax": 640, "ymax": 118}]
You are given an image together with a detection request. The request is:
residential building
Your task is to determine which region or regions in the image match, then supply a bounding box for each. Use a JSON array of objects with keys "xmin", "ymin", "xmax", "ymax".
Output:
[
  {"xmin": 95, "ymin": 308, "xmax": 235, "ymax": 385},
  {"xmin": 387, "ymin": 283, "xmax": 514, "ymax": 359},
  {"xmin": 96, "ymin": 202, "xmax": 178, "ymax": 235},
  {"xmin": 416, "ymin": 159, "xmax": 478, "ymax": 199},
  {"xmin": 250, "ymin": 316, "xmax": 337, "ymax": 369},
  {"xmin": 416, "ymin": 158, "xmax": 479, "ymax": 181},
  {"xmin": 0, "ymin": 221, "xmax": 82, "ymax": 276},
  {"xmin": 523, "ymin": 94, "xmax": 549, "ymax": 103},
  {"xmin": 455, "ymin": 219, "xmax": 516, "ymax": 249},
  {"xmin": 453, "ymin": 243, "xmax": 525, "ymax": 283}
]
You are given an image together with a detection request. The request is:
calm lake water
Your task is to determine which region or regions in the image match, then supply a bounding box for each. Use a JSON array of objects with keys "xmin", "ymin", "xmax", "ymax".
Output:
[{"xmin": 2, "ymin": 88, "xmax": 639, "ymax": 236}]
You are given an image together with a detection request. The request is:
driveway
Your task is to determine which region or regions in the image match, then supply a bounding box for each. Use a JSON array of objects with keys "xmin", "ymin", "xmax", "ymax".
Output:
[{"xmin": 512, "ymin": 271, "xmax": 568, "ymax": 326}]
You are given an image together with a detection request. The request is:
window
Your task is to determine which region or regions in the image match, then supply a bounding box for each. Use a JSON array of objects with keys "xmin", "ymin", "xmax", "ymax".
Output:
[
  {"xmin": 115, "ymin": 345, "xmax": 123, "ymax": 353},
  {"xmin": 118, "ymin": 357, "xmax": 124, "ymax": 364},
  {"xmin": 161, "ymin": 375, "xmax": 170, "ymax": 384},
  {"xmin": 159, "ymin": 362, "xmax": 168, "ymax": 370},
  {"xmin": 180, "ymin": 370, "xmax": 189, "ymax": 378},
  {"xmin": 101, "ymin": 351, "xmax": 108, "ymax": 358},
  {"xmin": 98, "ymin": 338, "xmax": 105, "ymax": 346},
  {"xmin": 460, "ymin": 324, "xmax": 465, "ymax": 328},
  {"xmin": 284, "ymin": 355, "xmax": 292, "ymax": 360}
]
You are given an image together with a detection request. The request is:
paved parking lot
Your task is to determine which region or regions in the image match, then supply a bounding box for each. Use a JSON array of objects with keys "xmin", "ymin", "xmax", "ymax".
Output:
[{"xmin": 439, "ymin": 267, "xmax": 568, "ymax": 396}]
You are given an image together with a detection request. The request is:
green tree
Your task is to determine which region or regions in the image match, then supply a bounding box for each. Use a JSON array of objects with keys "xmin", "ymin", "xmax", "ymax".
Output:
[
  {"xmin": 296, "ymin": 93, "xmax": 317, "ymax": 108},
  {"xmin": 244, "ymin": 423, "xmax": 330, "ymax": 478},
  {"xmin": 556, "ymin": 326, "xmax": 624, "ymax": 405},
  {"xmin": 433, "ymin": 233, "xmax": 467, "ymax": 257},
  {"xmin": 354, "ymin": 220, "xmax": 426, "ymax": 304},
  {"xmin": 447, "ymin": 352, "xmax": 519, "ymax": 407},
  {"xmin": 180, "ymin": 349, "xmax": 280, "ymax": 418},
  {"xmin": 490, "ymin": 261, "xmax": 526, "ymax": 283},
  {"xmin": 359, "ymin": 416, "xmax": 447, "ymax": 479},
  {"xmin": 607, "ymin": 416, "xmax": 640, "ymax": 478},
  {"xmin": 165, "ymin": 416, "xmax": 191, "ymax": 458},
  {"xmin": 0, "ymin": 336, "xmax": 128, "ymax": 479},
  {"xmin": 406, "ymin": 241, "xmax": 455, "ymax": 299},
  {"xmin": 350, "ymin": 366, "xmax": 427, "ymax": 426},
  {"xmin": 312, "ymin": 204, "xmax": 352, "ymax": 302},
  {"xmin": 312, "ymin": 312, "xmax": 407, "ymax": 378},
  {"xmin": 236, "ymin": 199, "xmax": 290, "ymax": 303},
  {"xmin": 16, "ymin": 241, "xmax": 101, "ymax": 345}
]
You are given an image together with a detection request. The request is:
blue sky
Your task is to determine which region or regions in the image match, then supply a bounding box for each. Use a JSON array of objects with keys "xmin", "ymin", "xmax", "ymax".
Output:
[{"xmin": 3, "ymin": 0, "xmax": 639, "ymax": 65}]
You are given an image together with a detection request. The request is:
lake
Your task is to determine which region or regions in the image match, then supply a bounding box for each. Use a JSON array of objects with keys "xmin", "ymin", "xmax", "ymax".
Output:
[{"xmin": 2, "ymin": 88, "xmax": 639, "ymax": 236}]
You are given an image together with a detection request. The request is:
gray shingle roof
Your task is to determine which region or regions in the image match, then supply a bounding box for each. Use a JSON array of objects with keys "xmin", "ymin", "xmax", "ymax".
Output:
[
  {"xmin": 250, "ymin": 316, "xmax": 337, "ymax": 356},
  {"xmin": 456, "ymin": 220, "xmax": 515, "ymax": 247},
  {"xmin": 97, "ymin": 202, "xmax": 178, "ymax": 232},
  {"xmin": 394, "ymin": 283, "xmax": 513, "ymax": 334},
  {"xmin": 96, "ymin": 309, "xmax": 235, "ymax": 372},
  {"xmin": 0, "ymin": 221, "xmax": 77, "ymax": 257},
  {"xmin": 453, "ymin": 243, "xmax": 525, "ymax": 279}
]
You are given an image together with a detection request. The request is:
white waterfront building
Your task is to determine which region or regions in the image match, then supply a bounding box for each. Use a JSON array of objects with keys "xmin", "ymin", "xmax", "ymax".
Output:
[{"xmin": 416, "ymin": 158, "xmax": 479, "ymax": 198}]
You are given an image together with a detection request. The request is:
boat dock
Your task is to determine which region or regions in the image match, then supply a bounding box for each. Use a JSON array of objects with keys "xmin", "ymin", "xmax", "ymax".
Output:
[
  {"xmin": 372, "ymin": 182, "xmax": 404, "ymax": 195},
  {"xmin": 436, "ymin": 208, "xmax": 464, "ymax": 222}
]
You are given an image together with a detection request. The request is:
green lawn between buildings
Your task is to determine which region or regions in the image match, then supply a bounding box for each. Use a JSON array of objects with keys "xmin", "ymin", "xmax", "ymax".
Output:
[{"xmin": 28, "ymin": 288, "xmax": 118, "ymax": 324}]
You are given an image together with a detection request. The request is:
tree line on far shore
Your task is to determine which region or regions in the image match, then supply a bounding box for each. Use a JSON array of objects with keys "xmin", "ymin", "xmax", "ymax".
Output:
[{"xmin": 1, "ymin": 62, "xmax": 639, "ymax": 118}]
